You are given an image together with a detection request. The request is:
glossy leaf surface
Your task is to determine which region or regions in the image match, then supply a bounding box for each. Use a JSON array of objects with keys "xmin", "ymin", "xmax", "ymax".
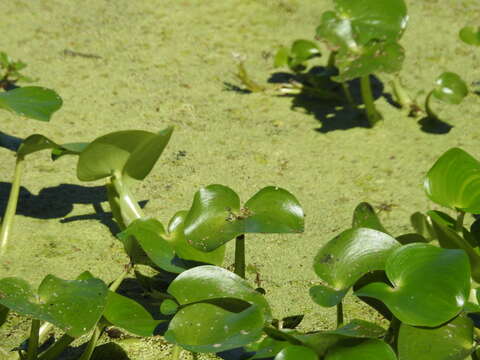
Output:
[
  {"xmin": 0, "ymin": 275, "xmax": 107, "ymax": 337},
  {"xmin": 288, "ymin": 40, "xmax": 321, "ymax": 69},
  {"xmin": 311, "ymin": 228, "xmax": 399, "ymax": 307},
  {"xmin": 167, "ymin": 211, "xmax": 225, "ymax": 266},
  {"xmin": 0, "ymin": 86, "xmax": 62, "ymax": 122},
  {"xmin": 325, "ymin": 339, "xmax": 396, "ymax": 360},
  {"xmin": 459, "ymin": 26, "xmax": 480, "ymax": 46},
  {"xmin": 424, "ymin": 148, "xmax": 480, "ymax": 213},
  {"xmin": 352, "ymin": 202, "xmax": 388, "ymax": 233},
  {"xmin": 355, "ymin": 244, "xmax": 470, "ymax": 326},
  {"xmin": 165, "ymin": 302, "xmax": 264, "ymax": 353},
  {"xmin": 120, "ymin": 218, "xmax": 183, "ymax": 273},
  {"xmin": 432, "ymin": 72, "xmax": 468, "ymax": 105},
  {"xmin": 103, "ymin": 291, "xmax": 162, "ymax": 336},
  {"xmin": 275, "ymin": 345, "xmax": 318, "ymax": 360},
  {"xmin": 397, "ymin": 313, "xmax": 473, "ymax": 360},
  {"xmin": 51, "ymin": 142, "xmax": 89, "ymax": 160},
  {"xmin": 184, "ymin": 185, "xmax": 304, "ymax": 252}
]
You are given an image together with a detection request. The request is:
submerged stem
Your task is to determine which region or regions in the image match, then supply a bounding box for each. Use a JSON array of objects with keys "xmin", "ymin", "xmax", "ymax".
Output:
[
  {"xmin": 26, "ymin": 319, "xmax": 40, "ymax": 360},
  {"xmin": 234, "ymin": 234, "xmax": 246, "ymax": 278},
  {"xmin": 0, "ymin": 155, "xmax": 25, "ymax": 256},
  {"xmin": 360, "ymin": 75, "xmax": 382, "ymax": 127},
  {"xmin": 336, "ymin": 302, "xmax": 344, "ymax": 328}
]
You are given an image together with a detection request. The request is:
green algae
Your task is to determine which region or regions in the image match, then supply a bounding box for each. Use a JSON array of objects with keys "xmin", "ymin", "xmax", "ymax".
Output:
[{"xmin": 0, "ymin": 0, "xmax": 480, "ymax": 358}]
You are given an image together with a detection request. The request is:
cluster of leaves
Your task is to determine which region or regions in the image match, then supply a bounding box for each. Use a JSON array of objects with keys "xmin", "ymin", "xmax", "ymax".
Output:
[{"xmin": 236, "ymin": 0, "xmax": 475, "ymax": 130}]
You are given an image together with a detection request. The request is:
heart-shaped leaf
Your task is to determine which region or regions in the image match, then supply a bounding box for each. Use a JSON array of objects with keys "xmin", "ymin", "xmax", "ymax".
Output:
[
  {"xmin": 288, "ymin": 40, "xmax": 321, "ymax": 70},
  {"xmin": 424, "ymin": 148, "xmax": 480, "ymax": 213},
  {"xmin": 184, "ymin": 185, "xmax": 304, "ymax": 252},
  {"xmin": 275, "ymin": 345, "xmax": 318, "ymax": 360},
  {"xmin": 352, "ymin": 202, "xmax": 388, "ymax": 233},
  {"xmin": 316, "ymin": 0, "xmax": 407, "ymax": 51},
  {"xmin": 397, "ymin": 313, "xmax": 474, "ymax": 360},
  {"xmin": 119, "ymin": 218, "xmax": 183, "ymax": 273},
  {"xmin": 355, "ymin": 243, "xmax": 470, "ymax": 327},
  {"xmin": 459, "ymin": 26, "xmax": 480, "ymax": 46},
  {"xmin": 103, "ymin": 291, "xmax": 163, "ymax": 336},
  {"xmin": 167, "ymin": 265, "xmax": 271, "ymax": 317},
  {"xmin": 51, "ymin": 142, "xmax": 89, "ymax": 160},
  {"xmin": 165, "ymin": 302, "xmax": 264, "ymax": 353},
  {"xmin": 334, "ymin": 41, "xmax": 405, "ymax": 82},
  {"xmin": 0, "ymin": 275, "xmax": 108, "ymax": 337},
  {"xmin": 325, "ymin": 339, "xmax": 396, "ymax": 360},
  {"xmin": 167, "ymin": 211, "xmax": 225, "ymax": 266},
  {"xmin": 0, "ymin": 86, "xmax": 62, "ymax": 122},
  {"xmin": 311, "ymin": 228, "xmax": 399, "ymax": 307},
  {"xmin": 432, "ymin": 72, "xmax": 468, "ymax": 105}
]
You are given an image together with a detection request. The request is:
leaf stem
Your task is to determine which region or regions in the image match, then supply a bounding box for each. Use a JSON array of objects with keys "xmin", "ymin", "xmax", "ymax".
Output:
[
  {"xmin": 327, "ymin": 51, "xmax": 337, "ymax": 68},
  {"xmin": 390, "ymin": 76, "xmax": 414, "ymax": 109},
  {"xmin": 336, "ymin": 301, "xmax": 344, "ymax": 328},
  {"xmin": 234, "ymin": 234, "xmax": 246, "ymax": 278},
  {"xmin": 341, "ymin": 83, "xmax": 355, "ymax": 107},
  {"xmin": 263, "ymin": 326, "xmax": 302, "ymax": 345},
  {"xmin": 109, "ymin": 264, "xmax": 132, "ymax": 292},
  {"xmin": 37, "ymin": 334, "xmax": 75, "ymax": 360},
  {"xmin": 0, "ymin": 155, "xmax": 24, "ymax": 256},
  {"xmin": 455, "ymin": 210, "xmax": 466, "ymax": 233},
  {"xmin": 110, "ymin": 172, "xmax": 144, "ymax": 227},
  {"xmin": 424, "ymin": 91, "xmax": 439, "ymax": 121},
  {"xmin": 25, "ymin": 319, "xmax": 40, "ymax": 360},
  {"xmin": 360, "ymin": 75, "xmax": 382, "ymax": 127},
  {"xmin": 78, "ymin": 325, "xmax": 102, "ymax": 360}
]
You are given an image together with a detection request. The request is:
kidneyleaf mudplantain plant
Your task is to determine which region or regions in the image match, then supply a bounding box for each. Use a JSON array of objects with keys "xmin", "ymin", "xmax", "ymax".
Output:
[{"xmin": 0, "ymin": 52, "xmax": 36, "ymax": 90}]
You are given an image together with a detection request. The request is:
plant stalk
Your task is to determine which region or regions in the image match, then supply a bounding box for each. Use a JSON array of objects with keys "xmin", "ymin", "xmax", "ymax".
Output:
[
  {"xmin": 78, "ymin": 325, "xmax": 102, "ymax": 360},
  {"xmin": 0, "ymin": 155, "xmax": 25, "ymax": 256},
  {"xmin": 234, "ymin": 234, "xmax": 246, "ymax": 278},
  {"xmin": 424, "ymin": 91, "xmax": 439, "ymax": 121},
  {"xmin": 360, "ymin": 75, "xmax": 382, "ymax": 127},
  {"xmin": 110, "ymin": 171, "xmax": 144, "ymax": 227},
  {"xmin": 455, "ymin": 209, "xmax": 466, "ymax": 233},
  {"xmin": 26, "ymin": 319, "xmax": 40, "ymax": 360},
  {"xmin": 390, "ymin": 76, "xmax": 414, "ymax": 109},
  {"xmin": 341, "ymin": 83, "xmax": 355, "ymax": 107},
  {"xmin": 37, "ymin": 334, "xmax": 75, "ymax": 360},
  {"xmin": 327, "ymin": 51, "xmax": 337, "ymax": 68},
  {"xmin": 336, "ymin": 301, "xmax": 344, "ymax": 328}
]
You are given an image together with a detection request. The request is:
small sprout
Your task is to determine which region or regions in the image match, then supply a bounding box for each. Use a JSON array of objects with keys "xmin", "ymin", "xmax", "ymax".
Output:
[{"xmin": 0, "ymin": 52, "xmax": 36, "ymax": 90}]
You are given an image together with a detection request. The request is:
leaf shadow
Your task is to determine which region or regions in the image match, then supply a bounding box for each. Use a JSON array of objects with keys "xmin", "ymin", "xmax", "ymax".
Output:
[
  {"xmin": 0, "ymin": 182, "xmax": 147, "ymax": 237},
  {"xmin": 267, "ymin": 69, "xmax": 387, "ymax": 133},
  {"xmin": 417, "ymin": 116, "xmax": 453, "ymax": 134}
]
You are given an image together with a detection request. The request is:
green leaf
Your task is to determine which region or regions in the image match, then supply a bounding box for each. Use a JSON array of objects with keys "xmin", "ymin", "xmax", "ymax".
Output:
[
  {"xmin": 424, "ymin": 148, "xmax": 480, "ymax": 213},
  {"xmin": 119, "ymin": 218, "xmax": 184, "ymax": 273},
  {"xmin": 0, "ymin": 86, "xmax": 62, "ymax": 122},
  {"xmin": 91, "ymin": 342, "xmax": 130, "ymax": 360},
  {"xmin": 184, "ymin": 185, "xmax": 304, "ymax": 252},
  {"xmin": 274, "ymin": 47, "xmax": 290, "ymax": 68},
  {"xmin": 0, "ymin": 275, "xmax": 108, "ymax": 337},
  {"xmin": 123, "ymin": 126, "xmax": 173, "ymax": 181},
  {"xmin": 334, "ymin": 41, "xmax": 405, "ymax": 82},
  {"xmin": 103, "ymin": 291, "xmax": 163, "ymax": 336},
  {"xmin": 167, "ymin": 211, "xmax": 225, "ymax": 266},
  {"xmin": 17, "ymin": 134, "xmax": 61, "ymax": 157},
  {"xmin": 288, "ymin": 40, "xmax": 321, "ymax": 69},
  {"xmin": 432, "ymin": 72, "xmax": 468, "ymax": 105},
  {"xmin": 275, "ymin": 345, "xmax": 318, "ymax": 360},
  {"xmin": 0, "ymin": 52, "xmax": 9, "ymax": 68},
  {"xmin": 165, "ymin": 302, "xmax": 264, "ymax": 353},
  {"xmin": 352, "ymin": 202, "xmax": 388, "ymax": 233},
  {"xmin": 0, "ymin": 304, "xmax": 8, "ymax": 327},
  {"xmin": 311, "ymin": 228, "xmax": 399, "ymax": 307},
  {"xmin": 51, "ymin": 142, "xmax": 89, "ymax": 160},
  {"xmin": 167, "ymin": 265, "xmax": 271, "ymax": 317},
  {"xmin": 355, "ymin": 243, "xmax": 470, "ymax": 327},
  {"xmin": 397, "ymin": 313, "xmax": 474, "ymax": 360},
  {"xmin": 77, "ymin": 130, "xmax": 158, "ymax": 181},
  {"xmin": 325, "ymin": 339, "xmax": 396, "ymax": 360},
  {"xmin": 459, "ymin": 26, "xmax": 480, "ymax": 46},
  {"xmin": 294, "ymin": 320, "xmax": 387, "ymax": 357},
  {"xmin": 160, "ymin": 299, "xmax": 178, "ymax": 316},
  {"xmin": 410, "ymin": 212, "xmax": 435, "ymax": 241}
]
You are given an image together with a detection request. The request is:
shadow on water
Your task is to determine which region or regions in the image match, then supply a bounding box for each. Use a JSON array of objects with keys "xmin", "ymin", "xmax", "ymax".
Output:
[{"xmin": 0, "ymin": 182, "xmax": 147, "ymax": 236}]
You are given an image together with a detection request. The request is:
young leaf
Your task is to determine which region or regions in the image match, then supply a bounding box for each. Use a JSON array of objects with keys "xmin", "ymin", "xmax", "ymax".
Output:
[
  {"xmin": 311, "ymin": 228, "xmax": 399, "ymax": 307},
  {"xmin": 352, "ymin": 202, "xmax": 388, "ymax": 233},
  {"xmin": 398, "ymin": 313, "xmax": 474, "ymax": 360},
  {"xmin": 274, "ymin": 47, "xmax": 290, "ymax": 68},
  {"xmin": 275, "ymin": 345, "xmax": 318, "ymax": 360},
  {"xmin": 0, "ymin": 275, "xmax": 108, "ymax": 337},
  {"xmin": 167, "ymin": 211, "xmax": 225, "ymax": 266},
  {"xmin": 325, "ymin": 339, "xmax": 396, "ymax": 360},
  {"xmin": 288, "ymin": 40, "xmax": 321, "ymax": 70},
  {"xmin": 424, "ymin": 148, "xmax": 480, "ymax": 213},
  {"xmin": 459, "ymin": 26, "xmax": 480, "ymax": 46},
  {"xmin": 0, "ymin": 86, "xmax": 62, "ymax": 122},
  {"xmin": 103, "ymin": 291, "xmax": 163, "ymax": 337},
  {"xmin": 355, "ymin": 243, "xmax": 471, "ymax": 327},
  {"xmin": 432, "ymin": 72, "xmax": 468, "ymax": 105}
]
